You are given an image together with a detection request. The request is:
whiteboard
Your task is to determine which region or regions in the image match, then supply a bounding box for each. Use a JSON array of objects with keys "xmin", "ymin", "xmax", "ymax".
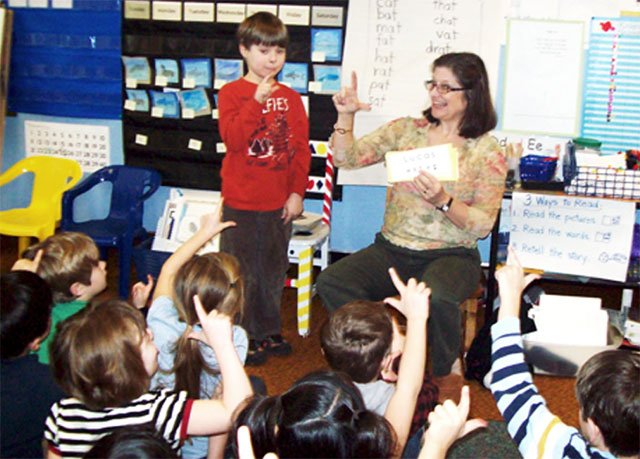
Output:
[{"xmin": 501, "ymin": 19, "xmax": 584, "ymax": 136}]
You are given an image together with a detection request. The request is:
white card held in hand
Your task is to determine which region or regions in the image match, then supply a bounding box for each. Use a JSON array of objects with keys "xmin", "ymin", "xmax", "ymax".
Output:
[{"xmin": 385, "ymin": 144, "xmax": 459, "ymax": 183}]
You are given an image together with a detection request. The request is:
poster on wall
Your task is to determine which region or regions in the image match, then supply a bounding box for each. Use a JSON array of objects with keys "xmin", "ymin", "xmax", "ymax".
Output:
[
  {"xmin": 581, "ymin": 17, "xmax": 640, "ymax": 155},
  {"xmin": 501, "ymin": 19, "xmax": 584, "ymax": 136},
  {"xmin": 509, "ymin": 192, "xmax": 635, "ymax": 282},
  {"xmin": 25, "ymin": 120, "xmax": 110, "ymax": 172}
]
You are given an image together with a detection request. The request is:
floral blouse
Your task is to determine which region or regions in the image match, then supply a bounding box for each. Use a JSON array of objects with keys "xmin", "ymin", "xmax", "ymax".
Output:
[{"xmin": 334, "ymin": 117, "xmax": 507, "ymax": 251}]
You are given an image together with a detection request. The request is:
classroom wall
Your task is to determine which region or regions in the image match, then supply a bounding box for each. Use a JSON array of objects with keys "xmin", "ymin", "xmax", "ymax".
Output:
[{"xmin": 2, "ymin": 0, "xmax": 638, "ymax": 258}]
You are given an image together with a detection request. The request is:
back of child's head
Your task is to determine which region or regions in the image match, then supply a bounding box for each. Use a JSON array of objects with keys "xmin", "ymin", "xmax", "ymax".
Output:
[
  {"xmin": 172, "ymin": 251, "xmax": 244, "ymax": 398},
  {"xmin": 50, "ymin": 299, "xmax": 150, "ymax": 410},
  {"xmin": 85, "ymin": 425, "xmax": 178, "ymax": 459},
  {"xmin": 0, "ymin": 271, "xmax": 53, "ymax": 359},
  {"xmin": 233, "ymin": 370, "xmax": 396, "ymax": 458},
  {"xmin": 23, "ymin": 232, "xmax": 100, "ymax": 303},
  {"xmin": 575, "ymin": 349, "xmax": 639, "ymax": 457},
  {"xmin": 320, "ymin": 300, "xmax": 393, "ymax": 383},
  {"xmin": 236, "ymin": 11, "xmax": 288, "ymax": 49}
]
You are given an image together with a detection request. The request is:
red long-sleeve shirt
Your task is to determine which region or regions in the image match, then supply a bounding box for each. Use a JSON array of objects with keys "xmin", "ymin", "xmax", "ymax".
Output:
[{"xmin": 218, "ymin": 78, "xmax": 311, "ymax": 211}]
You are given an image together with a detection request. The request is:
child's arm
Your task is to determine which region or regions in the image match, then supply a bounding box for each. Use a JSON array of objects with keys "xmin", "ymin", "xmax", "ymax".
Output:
[
  {"xmin": 281, "ymin": 192, "xmax": 303, "ymax": 224},
  {"xmin": 418, "ymin": 386, "xmax": 486, "ymax": 459},
  {"xmin": 186, "ymin": 295, "xmax": 253, "ymax": 436},
  {"xmin": 383, "ymin": 268, "xmax": 430, "ymax": 456},
  {"xmin": 490, "ymin": 248, "xmax": 596, "ymax": 458},
  {"xmin": 153, "ymin": 200, "xmax": 236, "ymax": 301}
]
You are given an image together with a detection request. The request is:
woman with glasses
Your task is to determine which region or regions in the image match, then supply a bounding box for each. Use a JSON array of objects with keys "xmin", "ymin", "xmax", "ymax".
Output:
[{"xmin": 316, "ymin": 52, "xmax": 507, "ymax": 393}]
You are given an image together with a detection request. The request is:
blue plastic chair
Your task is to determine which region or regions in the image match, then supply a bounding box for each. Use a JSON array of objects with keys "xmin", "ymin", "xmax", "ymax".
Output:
[{"xmin": 61, "ymin": 165, "xmax": 161, "ymax": 298}]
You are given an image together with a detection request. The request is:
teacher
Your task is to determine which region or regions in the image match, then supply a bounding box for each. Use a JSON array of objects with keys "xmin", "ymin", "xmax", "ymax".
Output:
[{"xmin": 316, "ymin": 52, "xmax": 507, "ymax": 379}]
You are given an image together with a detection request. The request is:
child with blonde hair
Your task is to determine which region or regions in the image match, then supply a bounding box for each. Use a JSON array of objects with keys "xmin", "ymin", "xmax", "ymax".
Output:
[
  {"xmin": 147, "ymin": 200, "xmax": 250, "ymax": 458},
  {"xmin": 23, "ymin": 231, "xmax": 152, "ymax": 364},
  {"xmin": 44, "ymin": 296, "xmax": 252, "ymax": 458}
]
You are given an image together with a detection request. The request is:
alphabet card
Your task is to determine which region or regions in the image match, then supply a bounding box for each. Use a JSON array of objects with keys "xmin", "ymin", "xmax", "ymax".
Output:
[
  {"xmin": 509, "ymin": 192, "xmax": 636, "ymax": 282},
  {"xmin": 385, "ymin": 144, "xmax": 459, "ymax": 183}
]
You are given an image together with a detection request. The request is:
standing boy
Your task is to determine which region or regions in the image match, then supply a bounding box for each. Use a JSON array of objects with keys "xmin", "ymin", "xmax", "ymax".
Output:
[{"xmin": 217, "ymin": 12, "xmax": 311, "ymax": 365}]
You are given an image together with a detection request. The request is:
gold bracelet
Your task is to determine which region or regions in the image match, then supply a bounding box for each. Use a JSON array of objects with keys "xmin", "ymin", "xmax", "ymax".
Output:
[{"xmin": 333, "ymin": 123, "xmax": 352, "ymax": 135}]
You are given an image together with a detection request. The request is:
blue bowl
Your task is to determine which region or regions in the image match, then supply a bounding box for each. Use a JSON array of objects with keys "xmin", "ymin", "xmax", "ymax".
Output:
[{"xmin": 519, "ymin": 155, "xmax": 557, "ymax": 182}]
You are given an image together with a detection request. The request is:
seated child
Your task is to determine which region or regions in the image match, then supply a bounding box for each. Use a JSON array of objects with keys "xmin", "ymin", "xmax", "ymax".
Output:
[
  {"xmin": 491, "ymin": 247, "xmax": 639, "ymax": 459},
  {"xmin": 147, "ymin": 202, "xmax": 248, "ymax": 458},
  {"xmin": 1, "ymin": 270, "xmax": 65, "ymax": 458},
  {"xmin": 23, "ymin": 232, "xmax": 152, "ymax": 364},
  {"xmin": 44, "ymin": 296, "xmax": 253, "ymax": 458},
  {"xmin": 234, "ymin": 384, "xmax": 485, "ymax": 459},
  {"xmin": 232, "ymin": 370, "xmax": 397, "ymax": 458},
  {"xmin": 85, "ymin": 426, "xmax": 178, "ymax": 459},
  {"xmin": 320, "ymin": 269, "xmax": 437, "ymax": 454}
]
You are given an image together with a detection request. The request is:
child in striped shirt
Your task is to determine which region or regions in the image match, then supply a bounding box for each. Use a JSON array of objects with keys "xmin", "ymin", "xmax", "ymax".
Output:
[
  {"xmin": 43, "ymin": 297, "xmax": 252, "ymax": 459},
  {"xmin": 490, "ymin": 247, "xmax": 639, "ymax": 459}
]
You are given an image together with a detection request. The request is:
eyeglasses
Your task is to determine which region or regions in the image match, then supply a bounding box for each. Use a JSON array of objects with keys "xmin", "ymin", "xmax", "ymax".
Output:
[{"xmin": 424, "ymin": 80, "xmax": 468, "ymax": 95}]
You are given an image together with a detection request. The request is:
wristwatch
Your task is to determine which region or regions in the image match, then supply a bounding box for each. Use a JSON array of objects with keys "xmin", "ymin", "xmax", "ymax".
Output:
[{"xmin": 436, "ymin": 197, "xmax": 453, "ymax": 213}]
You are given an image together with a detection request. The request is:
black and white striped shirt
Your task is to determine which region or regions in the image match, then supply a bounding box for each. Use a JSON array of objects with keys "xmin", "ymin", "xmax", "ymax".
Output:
[{"xmin": 44, "ymin": 389, "xmax": 192, "ymax": 458}]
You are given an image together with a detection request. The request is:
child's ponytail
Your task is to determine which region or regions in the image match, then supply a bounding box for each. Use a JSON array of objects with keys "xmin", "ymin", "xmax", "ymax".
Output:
[{"xmin": 171, "ymin": 252, "xmax": 244, "ymax": 398}]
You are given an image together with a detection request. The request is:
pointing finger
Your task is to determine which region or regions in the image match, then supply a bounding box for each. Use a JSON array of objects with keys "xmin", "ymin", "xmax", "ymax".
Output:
[{"xmin": 351, "ymin": 71, "xmax": 358, "ymax": 91}]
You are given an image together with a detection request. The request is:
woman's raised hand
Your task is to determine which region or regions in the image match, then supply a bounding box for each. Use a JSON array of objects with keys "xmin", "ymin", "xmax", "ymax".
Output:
[{"xmin": 332, "ymin": 71, "xmax": 371, "ymax": 114}]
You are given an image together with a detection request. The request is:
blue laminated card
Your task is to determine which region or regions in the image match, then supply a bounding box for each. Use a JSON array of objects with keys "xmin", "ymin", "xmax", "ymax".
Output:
[
  {"xmin": 181, "ymin": 58, "xmax": 212, "ymax": 88},
  {"xmin": 311, "ymin": 28, "xmax": 343, "ymax": 62},
  {"xmin": 278, "ymin": 62, "xmax": 309, "ymax": 94},
  {"xmin": 178, "ymin": 88, "xmax": 212, "ymax": 117},
  {"xmin": 150, "ymin": 90, "xmax": 180, "ymax": 118},
  {"xmin": 313, "ymin": 64, "xmax": 341, "ymax": 94},
  {"xmin": 155, "ymin": 59, "xmax": 180, "ymax": 84},
  {"xmin": 122, "ymin": 56, "xmax": 151, "ymax": 85},
  {"xmin": 126, "ymin": 89, "xmax": 149, "ymax": 112},
  {"xmin": 214, "ymin": 58, "xmax": 243, "ymax": 84}
]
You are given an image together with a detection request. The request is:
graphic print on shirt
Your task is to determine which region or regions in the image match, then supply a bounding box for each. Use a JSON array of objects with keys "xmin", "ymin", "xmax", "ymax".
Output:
[{"xmin": 246, "ymin": 97, "xmax": 294, "ymax": 170}]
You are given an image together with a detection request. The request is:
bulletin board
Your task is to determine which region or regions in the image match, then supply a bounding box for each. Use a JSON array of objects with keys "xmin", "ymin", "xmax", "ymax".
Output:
[{"xmin": 121, "ymin": 1, "xmax": 346, "ymax": 201}]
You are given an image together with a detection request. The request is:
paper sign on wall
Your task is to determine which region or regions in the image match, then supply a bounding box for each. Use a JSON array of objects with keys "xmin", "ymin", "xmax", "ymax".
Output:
[
  {"xmin": 509, "ymin": 192, "xmax": 636, "ymax": 282},
  {"xmin": 385, "ymin": 144, "xmax": 458, "ymax": 183}
]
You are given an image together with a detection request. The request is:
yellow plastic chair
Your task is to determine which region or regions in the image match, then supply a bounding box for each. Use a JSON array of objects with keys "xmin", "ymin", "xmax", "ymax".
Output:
[{"xmin": 0, "ymin": 156, "xmax": 83, "ymax": 254}]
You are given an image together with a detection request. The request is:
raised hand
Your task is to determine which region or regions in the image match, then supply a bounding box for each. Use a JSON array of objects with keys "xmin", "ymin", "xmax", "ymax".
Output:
[
  {"xmin": 131, "ymin": 274, "xmax": 154, "ymax": 309},
  {"xmin": 332, "ymin": 71, "xmax": 372, "ymax": 114},
  {"xmin": 254, "ymin": 73, "xmax": 275, "ymax": 104},
  {"xmin": 496, "ymin": 246, "xmax": 540, "ymax": 320},
  {"xmin": 11, "ymin": 249, "xmax": 43, "ymax": 273},
  {"xmin": 188, "ymin": 294, "xmax": 233, "ymax": 350},
  {"xmin": 199, "ymin": 198, "xmax": 237, "ymax": 239},
  {"xmin": 384, "ymin": 267, "xmax": 430, "ymax": 322},
  {"xmin": 419, "ymin": 386, "xmax": 487, "ymax": 459}
]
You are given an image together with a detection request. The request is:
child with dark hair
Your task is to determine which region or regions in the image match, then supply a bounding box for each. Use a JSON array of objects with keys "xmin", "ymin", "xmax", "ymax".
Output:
[
  {"xmin": 1, "ymin": 269, "xmax": 65, "ymax": 458},
  {"xmin": 218, "ymin": 11, "xmax": 311, "ymax": 365},
  {"xmin": 148, "ymin": 202, "xmax": 250, "ymax": 458},
  {"xmin": 85, "ymin": 425, "xmax": 178, "ymax": 459},
  {"xmin": 232, "ymin": 370, "xmax": 397, "ymax": 458},
  {"xmin": 321, "ymin": 268, "xmax": 438, "ymax": 453},
  {"xmin": 44, "ymin": 296, "xmax": 252, "ymax": 458},
  {"xmin": 22, "ymin": 232, "xmax": 152, "ymax": 364},
  {"xmin": 491, "ymin": 247, "xmax": 640, "ymax": 458}
]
